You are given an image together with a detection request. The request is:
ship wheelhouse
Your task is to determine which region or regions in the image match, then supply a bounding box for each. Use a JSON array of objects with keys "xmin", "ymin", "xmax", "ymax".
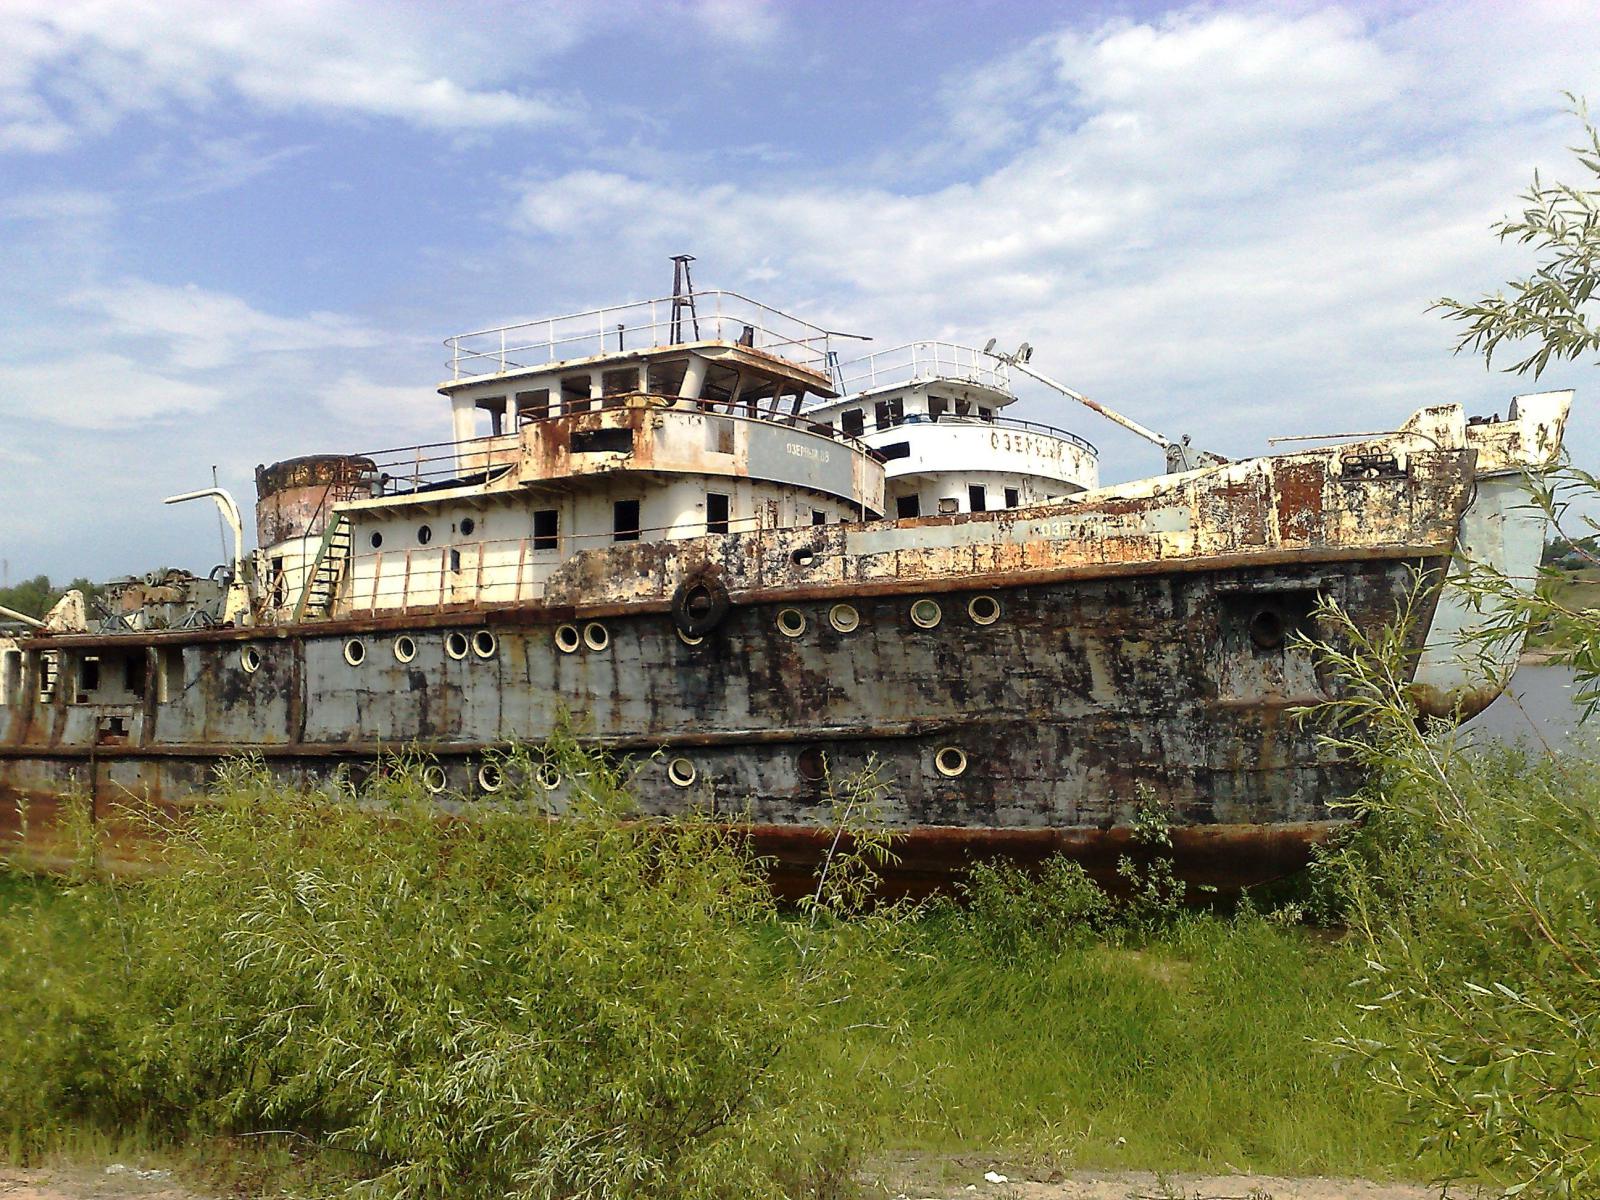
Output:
[
  {"xmin": 804, "ymin": 341, "xmax": 1099, "ymax": 520},
  {"xmin": 254, "ymin": 291, "xmax": 885, "ymax": 620}
]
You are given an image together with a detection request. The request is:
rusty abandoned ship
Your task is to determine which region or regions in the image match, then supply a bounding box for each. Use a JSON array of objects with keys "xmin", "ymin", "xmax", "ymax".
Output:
[{"xmin": 0, "ymin": 262, "xmax": 1574, "ymax": 893}]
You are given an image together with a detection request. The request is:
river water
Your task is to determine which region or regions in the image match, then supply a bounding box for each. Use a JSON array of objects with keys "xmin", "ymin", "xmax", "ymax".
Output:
[{"xmin": 1463, "ymin": 663, "xmax": 1595, "ymax": 752}]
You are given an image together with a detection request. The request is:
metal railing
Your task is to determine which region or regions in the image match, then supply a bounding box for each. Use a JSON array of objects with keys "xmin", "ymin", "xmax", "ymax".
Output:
[
  {"xmin": 445, "ymin": 291, "xmax": 835, "ymax": 379},
  {"xmin": 882, "ymin": 411, "xmax": 1098, "ymax": 458},
  {"xmin": 835, "ymin": 341, "xmax": 1013, "ymax": 397}
]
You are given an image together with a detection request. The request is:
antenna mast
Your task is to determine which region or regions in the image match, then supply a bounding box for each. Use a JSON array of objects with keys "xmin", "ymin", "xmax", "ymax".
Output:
[{"xmin": 670, "ymin": 254, "xmax": 699, "ymax": 342}]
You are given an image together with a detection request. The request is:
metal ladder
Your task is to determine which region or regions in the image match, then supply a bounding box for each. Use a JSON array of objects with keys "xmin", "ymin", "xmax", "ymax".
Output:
[{"xmin": 293, "ymin": 514, "xmax": 353, "ymax": 621}]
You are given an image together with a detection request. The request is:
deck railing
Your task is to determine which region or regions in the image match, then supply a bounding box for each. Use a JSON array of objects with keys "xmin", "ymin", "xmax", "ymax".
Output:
[
  {"xmin": 886, "ymin": 411, "xmax": 1098, "ymax": 457},
  {"xmin": 836, "ymin": 341, "xmax": 1012, "ymax": 397},
  {"xmin": 445, "ymin": 291, "xmax": 835, "ymax": 379}
]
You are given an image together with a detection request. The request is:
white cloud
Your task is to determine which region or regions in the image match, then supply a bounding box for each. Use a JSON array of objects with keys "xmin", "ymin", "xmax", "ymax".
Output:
[
  {"xmin": 0, "ymin": 0, "xmax": 574, "ymax": 152},
  {"xmin": 0, "ymin": 353, "xmax": 220, "ymax": 429}
]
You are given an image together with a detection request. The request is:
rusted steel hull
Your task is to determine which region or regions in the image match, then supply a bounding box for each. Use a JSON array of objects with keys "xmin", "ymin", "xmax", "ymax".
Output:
[{"xmin": 0, "ymin": 440, "xmax": 1472, "ymax": 893}]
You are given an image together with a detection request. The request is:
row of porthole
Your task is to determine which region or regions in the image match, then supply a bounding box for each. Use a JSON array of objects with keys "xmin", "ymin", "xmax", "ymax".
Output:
[
  {"xmin": 238, "ymin": 629, "xmax": 500, "ymax": 674},
  {"xmin": 660, "ymin": 744, "xmax": 969, "ymax": 789},
  {"xmin": 773, "ymin": 594, "xmax": 1000, "ymax": 639},
  {"xmin": 236, "ymin": 592, "xmax": 1001, "ymax": 674}
]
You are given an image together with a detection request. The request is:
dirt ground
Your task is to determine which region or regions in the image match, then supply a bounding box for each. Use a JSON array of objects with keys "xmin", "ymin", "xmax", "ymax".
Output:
[{"xmin": 2, "ymin": 1162, "xmax": 1473, "ymax": 1200}]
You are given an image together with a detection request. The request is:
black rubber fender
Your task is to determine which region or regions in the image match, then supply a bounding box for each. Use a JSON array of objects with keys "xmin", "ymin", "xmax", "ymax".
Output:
[{"xmin": 671, "ymin": 568, "xmax": 731, "ymax": 638}]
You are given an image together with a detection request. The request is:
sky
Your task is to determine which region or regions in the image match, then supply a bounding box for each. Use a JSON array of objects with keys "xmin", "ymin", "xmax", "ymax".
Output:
[{"xmin": 1, "ymin": 0, "xmax": 1597, "ymax": 582}]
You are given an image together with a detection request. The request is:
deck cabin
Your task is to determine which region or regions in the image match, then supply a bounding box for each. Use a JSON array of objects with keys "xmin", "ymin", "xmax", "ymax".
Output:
[
  {"xmin": 803, "ymin": 342, "xmax": 1099, "ymax": 521},
  {"xmin": 254, "ymin": 292, "xmax": 885, "ymax": 620}
]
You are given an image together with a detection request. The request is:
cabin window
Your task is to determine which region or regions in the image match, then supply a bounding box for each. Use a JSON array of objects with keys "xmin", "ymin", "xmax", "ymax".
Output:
[
  {"xmin": 878, "ymin": 441, "xmax": 911, "ymax": 461},
  {"xmin": 613, "ymin": 499, "xmax": 641, "ymax": 543},
  {"xmin": 76, "ymin": 654, "xmax": 101, "ymax": 700},
  {"xmin": 0, "ymin": 649, "xmax": 20, "ymax": 705},
  {"xmin": 969, "ymin": 485, "xmax": 988, "ymax": 512},
  {"xmin": 978, "ymin": 407, "xmax": 994, "ymax": 421},
  {"xmin": 840, "ymin": 409, "xmax": 865, "ymax": 437},
  {"xmin": 873, "ymin": 398, "xmax": 904, "ymax": 430},
  {"xmin": 124, "ymin": 653, "xmax": 147, "ymax": 701},
  {"xmin": 647, "ymin": 360, "xmax": 686, "ymax": 396},
  {"xmin": 533, "ymin": 508, "xmax": 559, "ymax": 551},
  {"xmin": 561, "ymin": 374, "xmax": 591, "ymax": 412},
  {"xmin": 516, "ymin": 389, "xmax": 551, "ymax": 423},
  {"xmin": 813, "ymin": 418, "xmax": 834, "ymax": 436},
  {"xmin": 928, "ymin": 396, "xmax": 948, "ymax": 420},
  {"xmin": 572, "ymin": 427, "xmax": 633, "ymax": 455},
  {"xmin": 480, "ymin": 397, "xmax": 506, "ymax": 435},
  {"xmin": 955, "ymin": 399, "xmax": 971, "ymax": 417},
  {"xmin": 896, "ymin": 495, "xmax": 921, "ymax": 519},
  {"xmin": 449, "ymin": 549, "xmax": 462, "ymax": 574},
  {"xmin": 418, "ymin": 524, "xmax": 433, "ymax": 545},
  {"xmin": 811, "ymin": 509, "xmax": 826, "ymax": 525},
  {"xmin": 706, "ymin": 492, "xmax": 730, "ymax": 535},
  {"xmin": 157, "ymin": 647, "xmax": 183, "ymax": 703},
  {"xmin": 36, "ymin": 651, "xmax": 58, "ymax": 702},
  {"xmin": 460, "ymin": 517, "xmax": 476, "ymax": 536},
  {"xmin": 1005, "ymin": 487, "xmax": 1021, "ymax": 508},
  {"xmin": 602, "ymin": 367, "xmax": 636, "ymax": 405}
]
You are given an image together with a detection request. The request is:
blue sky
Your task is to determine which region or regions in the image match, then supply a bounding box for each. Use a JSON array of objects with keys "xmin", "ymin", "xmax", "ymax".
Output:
[{"xmin": 1, "ymin": 0, "xmax": 1597, "ymax": 582}]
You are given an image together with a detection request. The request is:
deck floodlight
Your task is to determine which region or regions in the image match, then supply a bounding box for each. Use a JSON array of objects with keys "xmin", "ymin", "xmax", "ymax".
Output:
[
  {"xmin": 982, "ymin": 338, "xmax": 997, "ymax": 355},
  {"xmin": 1016, "ymin": 342, "xmax": 1033, "ymax": 363}
]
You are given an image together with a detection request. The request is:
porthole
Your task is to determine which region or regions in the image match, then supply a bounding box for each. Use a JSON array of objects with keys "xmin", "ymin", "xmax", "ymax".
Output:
[
  {"xmin": 393, "ymin": 634, "xmax": 417, "ymax": 663},
  {"xmin": 536, "ymin": 762, "xmax": 562, "ymax": 791},
  {"xmin": 370, "ymin": 531, "xmax": 384, "ymax": 549},
  {"xmin": 418, "ymin": 524, "xmax": 432, "ymax": 545},
  {"xmin": 667, "ymin": 757, "xmax": 697, "ymax": 788},
  {"xmin": 910, "ymin": 598, "xmax": 943, "ymax": 629},
  {"xmin": 1249, "ymin": 609, "xmax": 1287, "ymax": 651},
  {"xmin": 676, "ymin": 628, "xmax": 705, "ymax": 646},
  {"xmin": 460, "ymin": 517, "xmax": 476, "ymax": 536},
  {"xmin": 343, "ymin": 638, "xmax": 367, "ymax": 666},
  {"xmin": 583, "ymin": 622, "xmax": 610, "ymax": 651},
  {"xmin": 239, "ymin": 646, "xmax": 262, "ymax": 674},
  {"xmin": 554, "ymin": 624, "xmax": 582, "ymax": 653},
  {"xmin": 796, "ymin": 744, "xmax": 827, "ymax": 783},
  {"xmin": 477, "ymin": 762, "xmax": 503, "ymax": 793},
  {"xmin": 934, "ymin": 746, "xmax": 968, "ymax": 778},
  {"xmin": 471, "ymin": 629, "xmax": 497, "ymax": 659},
  {"xmin": 828, "ymin": 603, "xmax": 859, "ymax": 633},
  {"xmin": 445, "ymin": 631, "xmax": 470, "ymax": 660},
  {"xmin": 776, "ymin": 608, "xmax": 807, "ymax": 638},
  {"xmin": 967, "ymin": 594, "xmax": 1001, "ymax": 626},
  {"xmin": 422, "ymin": 764, "xmax": 448, "ymax": 793}
]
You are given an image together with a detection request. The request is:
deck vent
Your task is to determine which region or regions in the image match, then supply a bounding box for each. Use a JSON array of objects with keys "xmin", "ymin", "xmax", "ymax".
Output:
[
  {"xmin": 828, "ymin": 603, "xmax": 859, "ymax": 633},
  {"xmin": 776, "ymin": 608, "xmax": 807, "ymax": 638},
  {"xmin": 343, "ymin": 638, "xmax": 367, "ymax": 666},
  {"xmin": 393, "ymin": 635, "xmax": 417, "ymax": 663},
  {"xmin": 240, "ymin": 646, "xmax": 262, "ymax": 674},
  {"xmin": 910, "ymin": 598, "xmax": 943, "ymax": 629},
  {"xmin": 583, "ymin": 622, "xmax": 610, "ymax": 651},
  {"xmin": 667, "ymin": 757, "xmax": 697, "ymax": 787},
  {"xmin": 934, "ymin": 746, "xmax": 968, "ymax": 778},
  {"xmin": 445, "ymin": 631, "xmax": 470, "ymax": 660},
  {"xmin": 967, "ymin": 595, "xmax": 1001, "ymax": 626},
  {"xmin": 472, "ymin": 629, "xmax": 498, "ymax": 659},
  {"xmin": 554, "ymin": 624, "xmax": 581, "ymax": 653}
]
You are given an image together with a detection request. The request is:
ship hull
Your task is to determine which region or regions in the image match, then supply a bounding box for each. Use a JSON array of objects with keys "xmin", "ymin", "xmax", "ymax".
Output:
[{"xmin": 0, "ymin": 555, "xmax": 1443, "ymax": 894}]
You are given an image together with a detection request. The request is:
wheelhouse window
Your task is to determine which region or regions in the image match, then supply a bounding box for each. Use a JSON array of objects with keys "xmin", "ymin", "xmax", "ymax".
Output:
[
  {"xmin": 613, "ymin": 499, "xmax": 641, "ymax": 542},
  {"xmin": 705, "ymin": 492, "xmax": 730, "ymax": 535},
  {"xmin": 840, "ymin": 409, "xmax": 865, "ymax": 437},
  {"xmin": 561, "ymin": 374, "xmax": 592, "ymax": 413},
  {"xmin": 516, "ymin": 389, "xmax": 551, "ymax": 423},
  {"xmin": 533, "ymin": 508, "xmax": 559, "ymax": 551},
  {"xmin": 968, "ymin": 485, "xmax": 987, "ymax": 512}
]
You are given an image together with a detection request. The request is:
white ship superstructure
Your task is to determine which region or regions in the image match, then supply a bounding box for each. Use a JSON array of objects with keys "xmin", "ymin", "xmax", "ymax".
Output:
[{"xmin": 805, "ymin": 342, "xmax": 1099, "ymax": 519}]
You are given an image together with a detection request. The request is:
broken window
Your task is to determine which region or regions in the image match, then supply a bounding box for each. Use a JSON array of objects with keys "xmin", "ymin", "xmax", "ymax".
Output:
[
  {"xmin": 571, "ymin": 427, "xmax": 633, "ymax": 455},
  {"xmin": 157, "ymin": 648, "xmax": 183, "ymax": 703},
  {"xmin": 77, "ymin": 654, "xmax": 100, "ymax": 700},
  {"xmin": 928, "ymin": 396, "xmax": 948, "ymax": 420},
  {"xmin": 706, "ymin": 492, "xmax": 730, "ymax": 535},
  {"xmin": 811, "ymin": 509, "xmax": 826, "ymax": 525},
  {"xmin": 124, "ymin": 653, "xmax": 147, "ymax": 701},
  {"xmin": 1005, "ymin": 487, "xmax": 1021, "ymax": 508},
  {"xmin": 840, "ymin": 409, "xmax": 865, "ymax": 437},
  {"xmin": 873, "ymin": 398, "xmax": 904, "ymax": 429},
  {"xmin": 0, "ymin": 649, "xmax": 20, "ymax": 706},
  {"xmin": 647, "ymin": 360, "xmax": 686, "ymax": 396},
  {"xmin": 602, "ymin": 367, "xmax": 637, "ymax": 406},
  {"xmin": 978, "ymin": 407, "xmax": 994, "ymax": 421},
  {"xmin": 955, "ymin": 399, "xmax": 971, "ymax": 418},
  {"xmin": 516, "ymin": 389, "xmax": 551, "ymax": 423},
  {"xmin": 969, "ymin": 485, "xmax": 987, "ymax": 512},
  {"xmin": 878, "ymin": 441, "xmax": 911, "ymax": 461},
  {"xmin": 560, "ymin": 374, "xmax": 592, "ymax": 412},
  {"xmin": 533, "ymin": 509, "xmax": 559, "ymax": 551},
  {"xmin": 613, "ymin": 499, "xmax": 641, "ymax": 543},
  {"xmin": 36, "ymin": 651, "xmax": 58, "ymax": 702},
  {"xmin": 896, "ymin": 495, "xmax": 921, "ymax": 519}
]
